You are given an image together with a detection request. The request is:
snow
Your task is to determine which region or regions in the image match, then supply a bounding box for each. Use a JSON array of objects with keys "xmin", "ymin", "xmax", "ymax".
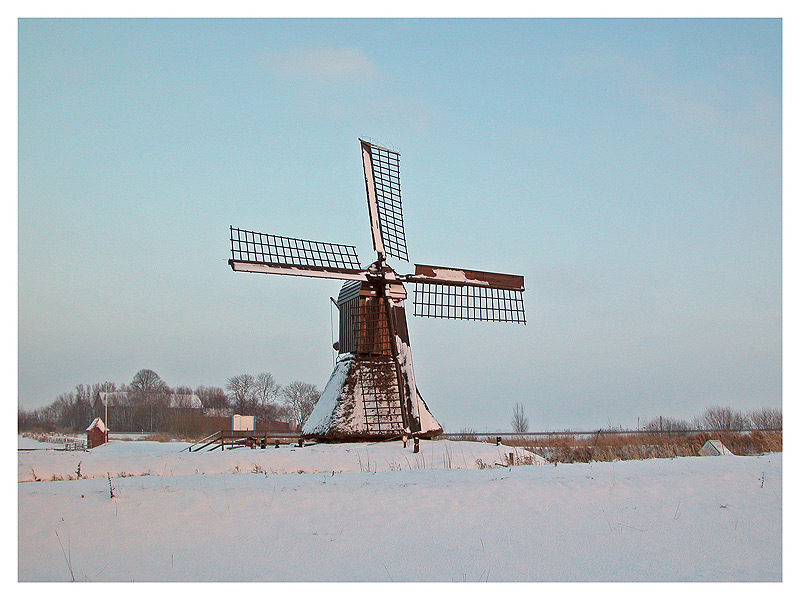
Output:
[
  {"xmin": 18, "ymin": 436, "xmax": 543, "ymax": 481},
  {"xmin": 18, "ymin": 436, "xmax": 73, "ymax": 450},
  {"xmin": 302, "ymin": 349, "xmax": 441, "ymax": 438},
  {"xmin": 419, "ymin": 266, "xmax": 474, "ymax": 283},
  {"xmin": 395, "ymin": 333, "xmax": 441, "ymax": 434},
  {"xmin": 302, "ymin": 354, "xmax": 354, "ymax": 436},
  {"xmin": 17, "ymin": 436, "xmax": 781, "ymax": 582},
  {"xmin": 86, "ymin": 417, "xmax": 107, "ymax": 432}
]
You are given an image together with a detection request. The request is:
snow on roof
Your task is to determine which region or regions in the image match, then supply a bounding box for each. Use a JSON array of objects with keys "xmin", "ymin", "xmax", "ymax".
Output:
[
  {"xmin": 86, "ymin": 417, "xmax": 108, "ymax": 432},
  {"xmin": 168, "ymin": 394, "xmax": 203, "ymax": 409}
]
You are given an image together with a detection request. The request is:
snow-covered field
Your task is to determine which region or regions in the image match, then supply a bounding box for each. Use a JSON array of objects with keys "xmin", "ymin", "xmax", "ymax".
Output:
[{"xmin": 18, "ymin": 436, "xmax": 781, "ymax": 582}]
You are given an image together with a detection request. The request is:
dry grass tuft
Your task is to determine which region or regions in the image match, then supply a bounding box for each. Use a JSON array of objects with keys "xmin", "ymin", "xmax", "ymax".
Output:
[
  {"xmin": 139, "ymin": 434, "xmax": 173, "ymax": 443},
  {"xmin": 458, "ymin": 428, "xmax": 478, "ymax": 442}
]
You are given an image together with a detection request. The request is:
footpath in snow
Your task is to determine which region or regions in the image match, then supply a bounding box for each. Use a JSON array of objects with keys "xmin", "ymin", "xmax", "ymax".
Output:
[{"xmin": 18, "ymin": 438, "xmax": 781, "ymax": 582}]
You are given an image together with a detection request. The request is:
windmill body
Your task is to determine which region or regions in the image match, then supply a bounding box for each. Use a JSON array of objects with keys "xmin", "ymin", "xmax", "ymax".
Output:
[
  {"xmin": 304, "ymin": 266, "xmax": 440, "ymax": 441},
  {"xmin": 229, "ymin": 139, "xmax": 526, "ymax": 442}
]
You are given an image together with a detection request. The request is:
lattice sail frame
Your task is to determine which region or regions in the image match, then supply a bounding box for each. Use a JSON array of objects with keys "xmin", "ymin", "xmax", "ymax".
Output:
[
  {"xmin": 230, "ymin": 227, "xmax": 361, "ymax": 270},
  {"xmin": 361, "ymin": 140, "xmax": 408, "ymax": 262},
  {"xmin": 413, "ymin": 283, "xmax": 526, "ymax": 323},
  {"xmin": 407, "ymin": 264, "xmax": 526, "ymax": 324}
]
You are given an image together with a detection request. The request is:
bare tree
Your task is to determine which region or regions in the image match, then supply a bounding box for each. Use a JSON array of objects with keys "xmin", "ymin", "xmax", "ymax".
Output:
[
  {"xmin": 18, "ymin": 407, "xmax": 42, "ymax": 431},
  {"xmin": 282, "ymin": 381, "xmax": 320, "ymax": 427},
  {"xmin": 90, "ymin": 381, "xmax": 117, "ymax": 398},
  {"xmin": 195, "ymin": 385, "xmax": 228, "ymax": 410},
  {"xmin": 72, "ymin": 384, "xmax": 94, "ymax": 428},
  {"xmin": 643, "ymin": 416, "xmax": 691, "ymax": 433},
  {"xmin": 253, "ymin": 372, "xmax": 286, "ymax": 422},
  {"xmin": 254, "ymin": 372, "xmax": 281, "ymax": 405},
  {"xmin": 226, "ymin": 374, "xmax": 257, "ymax": 414},
  {"xmin": 130, "ymin": 369, "xmax": 169, "ymax": 398},
  {"xmin": 749, "ymin": 407, "xmax": 782, "ymax": 430},
  {"xmin": 511, "ymin": 402, "xmax": 529, "ymax": 433},
  {"xmin": 53, "ymin": 392, "xmax": 76, "ymax": 430},
  {"xmin": 39, "ymin": 400, "xmax": 63, "ymax": 429},
  {"xmin": 701, "ymin": 406, "xmax": 748, "ymax": 432},
  {"xmin": 130, "ymin": 369, "xmax": 171, "ymax": 431}
]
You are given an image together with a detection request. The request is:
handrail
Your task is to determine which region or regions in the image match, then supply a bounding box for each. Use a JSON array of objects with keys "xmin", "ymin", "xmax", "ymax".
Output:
[
  {"xmin": 184, "ymin": 430, "xmax": 302, "ymax": 452},
  {"xmin": 182, "ymin": 430, "xmax": 222, "ymax": 452}
]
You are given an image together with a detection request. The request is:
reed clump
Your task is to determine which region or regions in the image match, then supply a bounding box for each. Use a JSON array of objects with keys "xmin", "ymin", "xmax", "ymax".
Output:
[
  {"xmin": 501, "ymin": 430, "xmax": 781, "ymax": 463},
  {"xmin": 139, "ymin": 434, "xmax": 173, "ymax": 443}
]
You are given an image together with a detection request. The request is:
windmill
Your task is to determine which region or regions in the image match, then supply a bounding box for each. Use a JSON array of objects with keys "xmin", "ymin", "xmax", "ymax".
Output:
[{"xmin": 229, "ymin": 139, "xmax": 526, "ymax": 442}]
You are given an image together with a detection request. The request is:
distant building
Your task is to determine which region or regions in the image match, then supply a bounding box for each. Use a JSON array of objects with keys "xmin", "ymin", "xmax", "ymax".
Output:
[
  {"xmin": 95, "ymin": 391, "xmax": 203, "ymax": 410},
  {"xmin": 167, "ymin": 394, "xmax": 204, "ymax": 409},
  {"xmin": 86, "ymin": 417, "xmax": 109, "ymax": 448},
  {"xmin": 95, "ymin": 391, "xmax": 130, "ymax": 411},
  {"xmin": 93, "ymin": 390, "xmax": 204, "ymax": 432}
]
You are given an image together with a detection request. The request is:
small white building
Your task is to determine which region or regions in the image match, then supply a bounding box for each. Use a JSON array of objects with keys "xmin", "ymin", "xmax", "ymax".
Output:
[
  {"xmin": 231, "ymin": 414, "xmax": 255, "ymax": 431},
  {"xmin": 699, "ymin": 440, "xmax": 734, "ymax": 456}
]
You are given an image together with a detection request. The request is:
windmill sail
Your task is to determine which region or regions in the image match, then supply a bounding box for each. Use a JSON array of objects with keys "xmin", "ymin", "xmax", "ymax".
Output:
[
  {"xmin": 228, "ymin": 227, "xmax": 367, "ymax": 281},
  {"xmin": 409, "ymin": 264, "xmax": 524, "ymax": 290},
  {"xmin": 360, "ymin": 139, "xmax": 408, "ymax": 262},
  {"xmin": 407, "ymin": 264, "xmax": 526, "ymax": 323}
]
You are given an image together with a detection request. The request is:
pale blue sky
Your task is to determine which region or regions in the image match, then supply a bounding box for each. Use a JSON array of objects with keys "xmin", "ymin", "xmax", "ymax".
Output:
[{"xmin": 18, "ymin": 18, "xmax": 781, "ymax": 430}]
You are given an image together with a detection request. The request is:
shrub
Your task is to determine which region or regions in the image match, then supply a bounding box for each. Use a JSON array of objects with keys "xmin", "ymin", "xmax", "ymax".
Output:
[{"xmin": 749, "ymin": 407, "xmax": 782, "ymax": 430}]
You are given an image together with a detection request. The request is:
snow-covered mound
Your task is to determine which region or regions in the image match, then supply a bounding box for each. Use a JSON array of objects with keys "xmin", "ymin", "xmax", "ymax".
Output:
[
  {"xmin": 18, "ymin": 437, "xmax": 544, "ymax": 482},
  {"xmin": 18, "ymin": 437, "xmax": 68, "ymax": 450}
]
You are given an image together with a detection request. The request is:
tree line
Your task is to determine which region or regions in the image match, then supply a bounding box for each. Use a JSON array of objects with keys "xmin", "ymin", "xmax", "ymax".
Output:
[
  {"xmin": 17, "ymin": 368, "xmax": 321, "ymax": 435},
  {"xmin": 638, "ymin": 405, "xmax": 782, "ymax": 432},
  {"xmin": 509, "ymin": 403, "xmax": 782, "ymax": 433}
]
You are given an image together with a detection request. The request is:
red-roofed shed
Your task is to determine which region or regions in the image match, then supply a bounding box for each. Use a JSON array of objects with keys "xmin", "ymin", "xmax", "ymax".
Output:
[{"xmin": 86, "ymin": 417, "xmax": 109, "ymax": 448}]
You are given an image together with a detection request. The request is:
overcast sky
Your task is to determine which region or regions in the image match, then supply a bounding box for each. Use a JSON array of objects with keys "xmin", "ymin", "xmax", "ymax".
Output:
[{"xmin": 17, "ymin": 17, "xmax": 781, "ymax": 431}]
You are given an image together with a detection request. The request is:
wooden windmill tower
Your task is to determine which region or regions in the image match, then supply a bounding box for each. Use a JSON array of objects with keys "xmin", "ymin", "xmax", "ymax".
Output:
[{"xmin": 229, "ymin": 139, "xmax": 526, "ymax": 442}]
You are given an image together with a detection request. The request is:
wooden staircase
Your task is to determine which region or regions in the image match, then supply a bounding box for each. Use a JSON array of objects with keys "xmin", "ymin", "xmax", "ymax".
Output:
[{"xmin": 185, "ymin": 430, "xmax": 300, "ymax": 452}]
